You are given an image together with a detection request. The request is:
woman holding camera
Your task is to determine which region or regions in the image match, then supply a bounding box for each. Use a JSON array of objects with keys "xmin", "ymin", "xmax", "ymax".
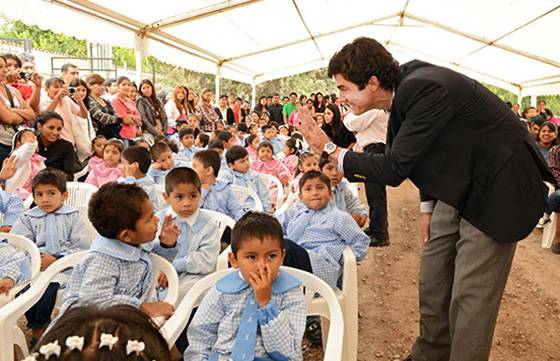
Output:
[{"xmin": 0, "ymin": 55, "xmax": 35, "ymax": 165}]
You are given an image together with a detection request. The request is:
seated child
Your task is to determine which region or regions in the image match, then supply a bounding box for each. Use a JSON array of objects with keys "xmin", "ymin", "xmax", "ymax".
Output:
[
  {"xmin": 0, "ymin": 187, "xmax": 24, "ymax": 232},
  {"xmin": 261, "ymin": 124, "xmax": 283, "ymax": 155},
  {"xmin": 217, "ymin": 130, "xmax": 237, "ymax": 151},
  {"xmin": 31, "ymin": 304, "xmax": 173, "ymax": 361},
  {"xmin": 320, "ymin": 157, "xmax": 368, "ymax": 227},
  {"xmin": 185, "ymin": 212, "xmax": 306, "ymax": 361},
  {"xmin": 10, "ymin": 168, "xmax": 89, "ymax": 342},
  {"xmin": 148, "ymin": 142, "xmax": 175, "ymax": 185},
  {"xmin": 192, "ymin": 150, "xmax": 244, "ymax": 221},
  {"xmin": 251, "ymin": 141, "xmax": 290, "ymax": 187},
  {"xmin": 220, "ymin": 146, "xmax": 272, "ymax": 212},
  {"xmin": 245, "ymin": 134, "xmax": 259, "ymax": 164},
  {"xmin": 208, "ymin": 138, "xmax": 228, "ymax": 171},
  {"xmin": 118, "ymin": 145, "xmax": 163, "ymax": 211},
  {"xmin": 85, "ymin": 138, "xmax": 123, "ymax": 187},
  {"xmin": 168, "ymin": 119, "xmax": 188, "ymax": 149},
  {"xmin": 195, "ymin": 132, "xmax": 210, "ymax": 149},
  {"xmin": 290, "ymin": 152, "xmax": 319, "ymax": 194},
  {"xmin": 0, "ymin": 239, "xmax": 30, "ymax": 298},
  {"xmin": 175, "ymin": 127, "xmax": 198, "ymax": 167},
  {"xmin": 86, "ymin": 135, "xmax": 107, "ymax": 170},
  {"xmin": 5, "ymin": 129, "xmax": 46, "ymax": 200},
  {"xmin": 276, "ymin": 171, "xmax": 369, "ymax": 288},
  {"xmin": 151, "ymin": 167, "xmax": 220, "ymax": 298},
  {"xmin": 57, "ymin": 183, "xmax": 179, "ymax": 320},
  {"xmin": 278, "ymin": 136, "xmax": 303, "ymax": 174}
]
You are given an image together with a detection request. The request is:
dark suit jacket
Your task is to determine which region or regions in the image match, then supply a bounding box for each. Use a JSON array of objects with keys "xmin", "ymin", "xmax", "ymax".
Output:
[
  {"xmin": 216, "ymin": 107, "xmax": 235, "ymax": 125},
  {"xmin": 343, "ymin": 60, "xmax": 555, "ymax": 242}
]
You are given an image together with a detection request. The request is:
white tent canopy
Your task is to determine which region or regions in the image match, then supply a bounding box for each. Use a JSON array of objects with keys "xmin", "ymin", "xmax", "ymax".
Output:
[{"xmin": 2, "ymin": 0, "xmax": 559, "ymax": 98}]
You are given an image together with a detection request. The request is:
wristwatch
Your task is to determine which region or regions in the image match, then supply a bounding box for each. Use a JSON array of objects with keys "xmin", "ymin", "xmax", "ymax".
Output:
[{"xmin": 323, "ymin": 142, "xmax": 338, "ymax": 155}]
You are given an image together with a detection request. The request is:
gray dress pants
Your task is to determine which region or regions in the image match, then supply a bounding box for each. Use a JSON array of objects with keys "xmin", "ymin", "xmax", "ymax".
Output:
[{"xmin": 411, "ymin": 201, "xmax": 516, "ymax": 361}]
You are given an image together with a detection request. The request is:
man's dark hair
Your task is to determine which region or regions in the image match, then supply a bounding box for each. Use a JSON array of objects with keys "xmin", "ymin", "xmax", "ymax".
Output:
[
  {"xmin": 237, "ymin": 123, "xmax": 248, "ymax": 133},
  {"xmin": 216, "ymin": 131, "xmax": 233, "ymax": 143},
  {"xmin": 282, "ymin": 96, "xmax": 289, "ymax": 102},
  {"xmin": 3, "ymin": 53, "xmax": 22, "ymax": 68},
  {"xmin": 208, "ymin": 139, "xmax": 224, "ymax": 151},
  {"xmin": 299, "ymin": 170, "xmax": 331, "ymax": 193},
  {"xmin": 61, "ymin": 63, "xmax": 77, "ymax": 73},
  {"xmin": 289, "ymin": 92, "xmax": 297, "ymax": 97},
  {"xmin": 261, "ymin": 124, "xmax": 273, "ymax": 133},
  {"xmin": 231, "ymin": 212, "xmax": 284, "ymax": 255},
  {"xmin": 328, "ymin": 37, "xmax": 401, "ymax": 90},
  {"xmin": 193, "ymin": 149, "xmax": 221, "ymax": 176},
  {"xmin": 529, "ymin": 115, "xmax": 546, "ymax": 126},
  {"xmin": 178, "ymin": 127, "xmax": 195, "ymax": 139},
  {"xmin": 197, "ymin": 133, "xmax": 210, "ymax": 148},
  {"xmin": 103, "ymin": 78, "xmax": 116, "ymax": 87},
  {"xmin": 32, "ymin": 167, "xmax": 67, "ymax": 194},
  {"xmin": 88, "ymin": 183, "xmax": 149, "ymax": 239},
  {"xmin": 150, "ymin": 142, "xmax": 171, "ymax": 161},
  {"xmin": 165, "ymin": 167, "xmax": 201, "ymax": 194},
  {"xmin": 122, "ymin": 146, "xmax": 151, "ymax": 174},
  {"xmin": 220, "ymin": 95, "xmax": 228, "ymax": 100},
  {"xmin": 45, "ymin": 77, "xmax": 64, "ymax": 88},
  {"xmin": 226, "ymin": 145, "xmax": 249, "ymax": 166}
]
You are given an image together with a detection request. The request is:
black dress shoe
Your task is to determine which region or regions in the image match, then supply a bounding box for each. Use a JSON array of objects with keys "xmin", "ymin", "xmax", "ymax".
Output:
[
  {"xmin": 403, "ymin": 355, "xmax": 413, "ymax": 361},
  {"xmin": 369, "ymin": 236, "xmax": 390, "ymax": 247},
  {"xmin": 551, "ymin": 243, "xmax": 560, "ymax": 254}
]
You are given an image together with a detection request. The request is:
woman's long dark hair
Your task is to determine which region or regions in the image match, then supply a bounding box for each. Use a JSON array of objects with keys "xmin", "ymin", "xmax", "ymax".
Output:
[
  {"xmin": 322, "ymin": 103, "xmax": 343, "ymax": 138},
  {"xmin": 139, "ymin": 79, "xmax": 163, "ymax": 113},
  {"xmin": 69, "ymin": 78, "xmax": 91, "ymax": 108}
]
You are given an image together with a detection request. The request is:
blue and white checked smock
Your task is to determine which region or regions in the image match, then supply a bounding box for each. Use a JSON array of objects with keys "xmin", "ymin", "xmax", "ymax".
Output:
[
  {"xmin": 0, "ymin": 240, "xmax": 31, "ymax": 286},
  {"xmin": 218, "ymin": 168, "xmax": 272, "ymax": 213},
  {"xmin": 331, "ymin": 179, "xmax": 367, "ymax": 217},
  {"xmin": 0, "ymin": 189, "xmax": 23, "ymax": 226},
  {"xmin": 58, "ymin": 235, "xmax": 177, "ymax": 315},
  {"xmin": 185, "ymin": 270, "xmax": 306, "ymax": 361},
  {"xmin": 10, "ymin": 205, "xmax": 89, "ymax": 257},
  {"xmin": 147, "ymin": 167, "xmax": 170, "ymax": 186},
  {"xmin": 118, "ymin": 175, "xmax": 163, "ymax": 211},
  {"xmin": 262, "ymin": 136, "xmax": 284, "ymax": 155},
  {"xmin": 200, "ymin": 179, "xmax": 245, "ymax": 221},
  {"xmin": 175, "ymin": 146, "xmax": 199, "ymax": 167},
  {"xmin": 276, "ymin": 203, "xmax": 369, "ymax": 288}
]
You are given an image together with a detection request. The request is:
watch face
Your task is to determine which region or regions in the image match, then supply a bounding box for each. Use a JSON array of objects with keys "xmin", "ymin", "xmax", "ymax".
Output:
[{"xmin": 324, "ymin": 142, "xmax": 336, "ymax": 154}]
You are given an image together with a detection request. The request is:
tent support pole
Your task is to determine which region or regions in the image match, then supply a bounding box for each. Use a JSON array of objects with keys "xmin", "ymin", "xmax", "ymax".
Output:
[
  {"xmin": 135, "ymin": 34, "xmax": 146, "ymax": 86},
  {"xmin": 251, "ymin": 79, "xmax": 257, "ymax": 109},
  {"xmin": 215, "ymin": 64, "xmax": 222, "ymax": 106}
]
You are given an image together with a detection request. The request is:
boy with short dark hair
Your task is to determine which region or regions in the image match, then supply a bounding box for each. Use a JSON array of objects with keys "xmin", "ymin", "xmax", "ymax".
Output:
[
  {"xmin": 11, "ymin": 167, "xmax": 89, "ymax": 342},
  {"xmin": 148, "ymin": 142, "xmax": 175, "ymax": 185},
  {"xmin": 320, "ymin": 157, "xmax": 368, "ymax": 227},
  {"xmin": 192, "ymin": 150, "xmax": 244, "ymax": 221},
  {"xmin": 261, "ymin": 124, "xmax": 283, "ymax": 154},
  {"xmin": 195, "ymin": 132, "xmax": 210, "ymax": 149},
  {"xmin": 276, "ymin": 171, "xmax": 369, "ymax": 288},
  {"xmin": 175, "ymin": 128, "xmax": 198, "ymax": 167},
  {"xmin": 208, "ymin": 138, "xmax": 228, "ymax": 170},
  {"xmin": 216, "ymin": 131, "xmax": 236, "ymax": 150},
  {"xmin": 185, "ymin": 212, "xmax": 306, "ymax": 361},
  {"xmin": 118, "ymin": 145, "xmax": 163, "ymax": 210},
  {"xmin": 220, "ymin": 145, "xmax": 272, "ymax": 212}
]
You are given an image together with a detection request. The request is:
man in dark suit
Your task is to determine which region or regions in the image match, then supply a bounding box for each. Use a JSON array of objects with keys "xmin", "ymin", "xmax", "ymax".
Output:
[{"xmin": 300, "ymin": 37, "xmax": 555, "ymax": 361}]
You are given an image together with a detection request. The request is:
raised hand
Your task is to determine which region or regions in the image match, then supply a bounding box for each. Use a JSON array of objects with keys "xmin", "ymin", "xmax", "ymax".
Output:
[
  {"xmin": 0, "ymin": 155, "xmax": 18, "ymax": 180},
  {"xmin": 159, "ymin": 214, "xmax": 180, "ymax": 248},
  {"xmin": 298, "ymin": 106, "xmax": 331, "ymax": 154},
  {"xmin": 247, "ymin": 263, "xmax": 273, "ymax": 309}
]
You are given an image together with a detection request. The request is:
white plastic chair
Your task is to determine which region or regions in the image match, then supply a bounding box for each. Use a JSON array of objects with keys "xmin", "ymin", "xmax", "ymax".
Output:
[
  {"xmin": 216, "ymin": 245, "xmax": 231, "ymax": 271},
  {"xmin": 347, "ymin": 182, "xmax": 359, "ymax": 198},
  {"xmin": 259, "ymin": 173, "xmax": 285, "ymax": 208},
  {"xmin": 24, "ymin": 182, "xmax": 98, "ymax": 209},
  {"xmin": 203, "ymin": 210, "xmax": 235, "ymax": 241},
  {"xmin": 542, "ymin": 182, "xmax": 556, "ymax": 249},
  {"xmin": 231, "ymin": 184, "xmax": 264, "ymax": 211},
  {"xmin": 0, "ymin": 251, "xmax": 179, "ymax": 361},
  {"xmin": 160, "ymin": 267, "xmax": 344, "ymax": 361},
  {"xmin": 73, "ymin": 164, "xmax": 89, "ymax": 182},
  {"xmin": 274, "ymin": 193, "xmax": 299, "ymax": 216}
]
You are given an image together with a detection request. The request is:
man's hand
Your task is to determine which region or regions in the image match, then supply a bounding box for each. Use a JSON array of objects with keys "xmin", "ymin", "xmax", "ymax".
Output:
[
  {"xmin": 421, "ymin": 213, "xmax": 432, "ymax": 244},
  {"xmin": 140, "ymin": 301, "xmax": 174, "ymax": 319},
  {"xmin": 247, "ymin": 264, "xmax": 273, "ymax": 309},
  {"xmin": 0, "ymin": 278, "xmax": 15, "ymax": 295},
  {"xmin": 298, "ymin": 107, "xmax": 331, "ymax": 154},
  {"xmin": 0, "ymin": 155, "xmax": 18, "ymax": 180},
  {"xmin": 159, "ymin": 214, "xmax": 180, "ymax": 248},
  {"xmin": 40, "ymin": 254, "xmax": 57, "ymax": 271}
]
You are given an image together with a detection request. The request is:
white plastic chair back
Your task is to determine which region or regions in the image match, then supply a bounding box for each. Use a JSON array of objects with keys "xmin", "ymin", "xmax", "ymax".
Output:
[
  {"xmin": 0, "ymin": 251, "xmax": 178, "ymax": 360},
  {"xmin": 542, "ymin": 182, "xmax": 556, "ymax": 248},
  {"xmin": 202, "ymin": 210, "xmax": 235, "ymax": 240},
  {"xmin": 154, "ymin": 183, "xmax": 166, "ymax": 209},
  {"xmin": 73, "ymin": 164, "xmax": 89, "ymax": 182},
  {"xmin": 216, "ymin": 245, "xmax": 232, "ymax": 271},
  {"xmin": 0, "ymin": 233, "xmax": 41, "ymax": 308},
  {"xmin": 231, "ymin": 184, "xmax": 263, "ymax": 211},
  {"xmin": 160, "ymin": 267, "xmax": 344, "ymax": 361},
  {"xmin": 259, "ymin": 173, "xmax": 285, "ymax": 207},
  {"xmin": 24, "ymin": 182, "xmax": 98, "ymax": 209},
  {"xmin": 274, "ymin": 193, "xmax": 299, "ymax": 216}
]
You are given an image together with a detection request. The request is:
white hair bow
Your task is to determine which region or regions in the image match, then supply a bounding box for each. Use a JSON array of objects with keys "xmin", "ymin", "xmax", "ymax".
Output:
[
  {"xmin": 99, "ymin": 333, "xmax": 119, "ymax": 350},
  {"xmin": 39, "ymin": 340, "xmax": 61, "ymax": 359},
  {"xmin": 126, "ymin": 340, "xmax": 146, "ymax": 355},
  {"xmin": 22, "ymin": 353, "xmax": 38, "ymax": 361},
  {"xmin": 65, "ymin": 335, "xmax": 85, "ymax": 351}
]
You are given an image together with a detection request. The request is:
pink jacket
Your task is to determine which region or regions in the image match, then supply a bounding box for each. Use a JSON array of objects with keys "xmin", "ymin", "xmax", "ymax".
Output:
[
  {"xmin": 280, "ymin": 154, "xmax": 298, "ymax": 174},
  {"xmin": 112, "ymin": 96, "xmax": 140, "ymax": 139},
  {"xmin": 85, "ymin": 162, "xmax": 122, "ymax": 188},
  {"xmin": 87, "ymin": 155, "xmax": 104, "ymax": 170},
  {"xmin": 251, "ymin": 159, "xmax": 290, "ymax": 181},
  {"xmin": 247, "ymin": 146, "xmax": 258, "ymax": 164}
]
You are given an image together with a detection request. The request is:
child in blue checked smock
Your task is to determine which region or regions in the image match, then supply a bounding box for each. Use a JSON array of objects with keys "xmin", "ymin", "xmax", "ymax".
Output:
[
  {"xmin": 185, "ymin": 212, "xmax": 306, "ymax": 361},
  {"xmin": 148, "ymin": 142, "xmax": 175, "ymax": 185},
  {"xmin": 0, "ymin": 187, "xmax": 24, "ymax": 232},
  {"xmin": 174, "ymin": 127, "xmax": 199, "ymax": 167},
  {"xmin": 118, "ymin": 145, "xmax": 163, "ymax": 211},
  {"xmin": 320, "ymin": 157, "xmax": 368, "ymax": 227},
  {"xmin": 276, "ymin": 171, "xmax": 369, "ymax": 289},
  {"xmin": 10, "ymin": 168, "xmax": 89, "ymax": 343},
  {"xmin": 192, "ymin": 149, "xmax": 245, "ymax": 221},
  {"xmin": 148, "ymin": 167, "xmax": 220, "ymax": 298},
  {"xmin": 219, "ymin": 145, "xmax": 272, "ymax": 213},
  {"xmin": 0, "ymin": 239, "xmax": 31, "ymax": 297},
  {"xmin": 57, "ymin": 183, "xmax": 180, "ymax": 324}
]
